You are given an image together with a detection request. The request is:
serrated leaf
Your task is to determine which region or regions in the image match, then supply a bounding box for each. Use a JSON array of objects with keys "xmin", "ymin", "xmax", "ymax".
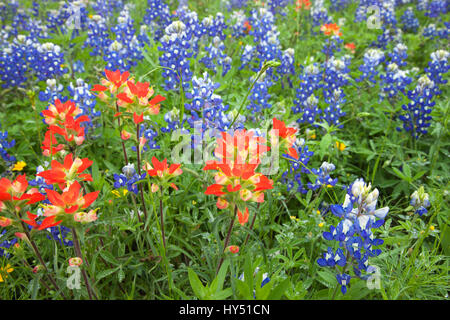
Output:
[
  {"xmin": 96, "ymin": 267, "xmax": 119, "ymax": 281},
  {"xmin": 317, "ymin": 270, "xmax": 336, "ymax": 288},
  {"xmin": 100, "ymin": 250, "xmax": 119, "ymax": 266}
]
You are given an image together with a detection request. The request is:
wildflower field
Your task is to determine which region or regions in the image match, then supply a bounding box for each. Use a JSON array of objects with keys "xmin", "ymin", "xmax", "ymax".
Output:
[{"xmin": 0, "ymin": 0, "xmax": 448, "ymax": 302}]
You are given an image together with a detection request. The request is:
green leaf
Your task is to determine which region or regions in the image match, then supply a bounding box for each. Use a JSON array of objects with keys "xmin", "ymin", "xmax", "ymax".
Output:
[
  {"xmin": 403, "ymin": 163, "xmax": 412, "ymax": 178},
  {"xmin": 317, "ymin": 270, "xmax": 337, "ymax": 288},
  {"xmin": 118, "ymin": 268, "xmax": 125, "ymax": 283},
  {"xmin": 188, "ymin": 268, "xmax": 206, "ymax": 299},
  {"xmin": 210, "ymin": 259, "xmax": 229, "ymax": 294},
  {"xmin": 267, "ymin": 278, "xmax": 290, "ymax": 300},
  {"xmin": 319, "ymin": 133, "xmax": 332, "ymax": 159},
  {"xmin": 412, "ymin": 170, "xmax": 427, "ymax": 181},
  {"xmin": 236, "ymin": 279, "xmax": 252, "ymax": 299},
  {"xmin": 392, "ymin": 167, "xmax": 408, "ymax": 182},
  {"xmin": 96, "ymin": 267, "xmax": 120, "ymax": 281},
  {"xmin": 100, "ymin": 250, "xmax": 119, "ymax": 266}
]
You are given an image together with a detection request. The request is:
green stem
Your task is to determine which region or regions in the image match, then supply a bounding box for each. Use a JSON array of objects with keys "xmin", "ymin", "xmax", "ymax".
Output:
[{"xmin": 217, "ymin": 205, "xmax": 237, "ymax": 274}]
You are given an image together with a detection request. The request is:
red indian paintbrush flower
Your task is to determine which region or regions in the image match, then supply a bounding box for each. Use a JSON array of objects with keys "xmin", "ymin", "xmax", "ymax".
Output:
[
  {"xmin": 49, "ymin": 113, "xmax": 89, "ymax": 146},
  {"xmin": 144, "ymin": 156, "xmax": 183, "ymax": 192},
  {"xmin": 116, "ymin": 79, "xmax": 166, "ymax": 121},
  {"xmin": 214, "ymin": 130, "xmax": 269, "ymax": 166},
  {"xmin": 269, "ymin": 118, "xmax": 299, "ymax": 160},
  {"xmin": 0, "ymin": 175, "xmax": 45, "ymax": 210},
  {"xmin": 91, "ymin": 69, "xmax": 130, "ymax": 102},
  {"xmin": 345, "ymin": 42, "xmax": 356, "ymax": 54},
  {"xmin": 320, "ymin": 23, "xmax": 342, "ymax": 37},
  {"xmin": 30, "ymin": 181, "xmax": 100, "ymax": 230},
  {"xmin": 203, "ymin": 160, "xmax": 273, "ymax": 221},
  {"xmin": 41, "ymin": 99, "xmax": 89, "ymax": 126},
  {"xmin": 295, "ymin": 0, "xmax": 311, "ymax": 11},
  {"xmin": 37, "ymin": 153, "xmax": 93, "ymax": 189},
  {"xmin": 42, "ymin": 130, "xmax": 65, "ymax": 157}
]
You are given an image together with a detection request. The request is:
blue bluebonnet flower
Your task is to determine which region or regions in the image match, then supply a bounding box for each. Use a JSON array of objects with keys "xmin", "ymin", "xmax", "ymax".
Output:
[
  {"xmin": 84, "ymin": 14, "xmax": 110, "ymax": 57},
  {"xmin": 322, "ymin": 35, "xmax": 343, "ymax": 57},
  {"xmin": 398, "ymin": 49, "xmax": 448, "ymax": 139},
  {"xmin": 307, "ymin": 161, "xmax": 338, "ymax": 191},
  {"xmin": 38, "ymin": 78, "xmax": 64, "ymax": 102},
  {"xmin": 266, "ymin": 0, "xmax": 290, "ymax": 15},
  {"xmin": 47, "ymin": 225, "xmax": 73, "ymax": 246},
  {"xmin": 0, "ymin": 123, "xmax": 16, "ymax": 165},
  {"xmin": 72, "ymin": 60, "xmax": 85, "ymax": 74},
  {"xmin": 389, "ymin": 43, "xmax": 408, "ymax": 67},
  {"xmin": 398, "ymin": 75, "xmax": 437, "ymax": 139},
  {"xmin": 185, "ymin": 72, "xmax": 236, "ymax": 134},
  {"xmin": 176, "ymin": 6, "xmax": 205, "ymax": 56},
  {"xmin": 297, "ymin": 94, "xmax": 321, "ymax": 125},
  {"xmin": 0, "ymin": 35, "xmax": 32, "ymax": 88},
  {"xmin": 401, "ymin": 7, "xmax": 419, "ymax": 33},
  {"xmin": 131, "ymin": 122, "xmax": 159, "ymax": 151},
  {"xmin": 0, "ymin": 230, "xmax": 17, "ymax": 258},
  {"xmin": 292, "ymin": 62, "xmax": 322, "ymax": 125},
  {"xmin": 202, "ymin": 13, "xmax": 227, "ymax": 40},
  {"xmin": 143, "ymin": 0, "xmax": 173, "ymax": 41},
  {"xmin": 200, "ymin": 36, "xmax": 232, "ymax": 76},
  {"xmin": 422, "ymin": 22, "xmax": 450, "ymax": 40},
  {"xmin": 422, "ymin": 24, "xmax": 437, "ymax": 39},
  {"xmin": 29, "ymin": 165, "xmax": 53, "ymax": 193},
  {"xmin": 329, "ymin": 0, "xmax": 351, "ymax": 12},
  {"xmin": 336, "ymin": 273, "xmax": 352, "ymax": 294},
  {"xmin": 322, "ymin": 56, "xmax": 350, "ymax": 126},
  {"xmin": 310, "ymin": 0, "xmax": 332, "ymax": 27},
  {"xmin": 159, "ymin": 20, "xmax": 194, "ymax": 91},
  {"xmin": 161, "ymin": 107, "xmax": 188, "ymax": 133},
  {"xmin": 106, "ymin": 9, "xmax": 145, "ymax": 70},
  {"xmin": 357, "ymin": 48, "xmax": 385, "ymax": 84},
  {"xmin": 278, "ymin": 48, "xmax": 296, "ymax": 87},
  {"xmin": 32, "ymin": 42, "xmax": 67, "ymax": 81},
  {"xmin": 281, "ymin": 139, "xmax": 315, "ymax": 194},
  {"xmin": 380, "ymin": 62, "xmax": 412, "ymax": 100},
  {"xmin": 67, "ymin": 78, "xmax": 102, "ymax": 135},
  {"xmin": 437, "ymin": 22, "xmax": 449, "ymax": 39},
  {"xmin": 226, "ymin": 0, "xmax": 249, "ymax": 10},
  {"xmin": 410, "ymin": 186, "xmax": 430, "ymax": 216},
  {"xmin": 425, "ymin": 49, "xmax": 449, "ymax": 86},
  {"xmin": 416, "ymin": 0, "xmax": 429, "ymax": 11},
  {"xmin": 246, "ymin": 72, "xmax": 273, "ymax": 114},
  {"xmin": 229, "ymin": 9, "xmax": 248, "ymax": 37},
  {"xmin": 113, "ymin": 164, "xmax": 147, "ymax": 195},
  {"xmin": 239, "ymin": 44, "xmax": 256, "ymax": 71},
  {"xmin": 317, "ymin": 178, "xmax": 389, "ymax": 294},
  {"xmin": 92, "ymin": 0, "xmax": 124, "ymax": 20},
  {"xmin": 424, "ymin": 0, "xmax": 448, "ymax": 18}
]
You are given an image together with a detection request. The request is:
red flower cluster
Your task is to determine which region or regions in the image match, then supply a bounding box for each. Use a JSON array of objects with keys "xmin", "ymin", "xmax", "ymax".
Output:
[
  {"xmin": 92, "ymin": 69, "xmax": 166, "ymax": 125},
  {"xmin": 144, "ymin": 156, "xmax": 183, "ymax": 192},
  {"xmin": 204, "ymin": 130, "xmax": 273, "ymax": 225},
  {"xmin": 0, "ymin": 175, "xmax": 45, "ymax": 229},
  {"xmin": 37, "ymin": 153, "xmax": 93, "ymax": 189},
  {"xmin": 269, "ymin": 118, "xmax": 299, "ymax": 159},
  {"xmin": 295, "ymin": 0, "xmax": 311, "ymax": 11},
  {"xmin": 41, "ymin": 99, "xmax": 91, "ymax": 156},
  {"xmin": 320, "ymin": 23, "xmax": 342, "ymax": 37}
]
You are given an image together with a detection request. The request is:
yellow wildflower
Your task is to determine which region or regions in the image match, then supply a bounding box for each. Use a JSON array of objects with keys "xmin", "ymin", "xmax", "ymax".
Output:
[
  {"xmin": 336, "ymin": 141, "xmax": 346, "ymax": 151},
  {"xmin": 12, "ymin": 161, "xmax": 26, "ymax": 171},
  {"xmin": 0, "ymin": 264, "xmax": 14, "ymax": 282}
]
